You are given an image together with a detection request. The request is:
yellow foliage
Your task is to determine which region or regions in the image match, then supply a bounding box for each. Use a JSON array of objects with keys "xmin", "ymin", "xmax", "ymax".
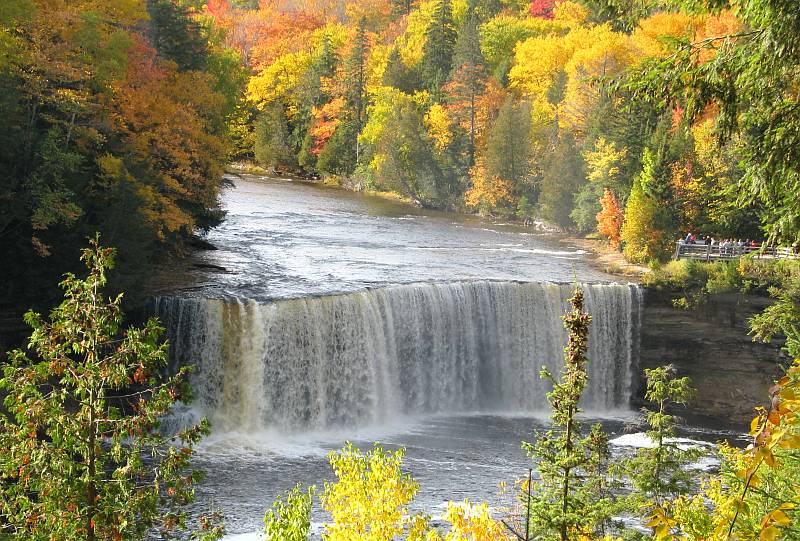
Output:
[
  {"xmin": 322, "ymin": 443, "xmax": 424, "ymax": 541},
  {"xmin": 553, "ymin": 0, "xmax": 590, "ymax": 27},
  {"xmin": 425, "ymin": 103, "xmax": 452, "ymax": 152},
  {"xmin": 360, "ymin": 86, "xmax": 412, "ymax": 147},
  {"xmin": 509, "ymin": 33, "xmax": 575, "ymax": 98},
  {"xmin": 632, "ymin": 12, "xmax": 701, "ymax": 58},
  {"xmin": 443, "ymin": 500, "xmax": 511, "ymax": 540},
  {"xmin": 465, "ymin": 164, "xmax": 515, "ymax": 211},
  {"xmin": 247, "ymin": 51, "xmax": 312, "ymax": 110},
  {"xmin": 560, "ymin": 25, "xmax": 637, "ymax": 133},
  {"xmin": 396, "ymin": 0, "xmax": 469, "ymax": 67},
  {"xmin": 584, "ymin": 137, "xmax": 626, "ymax": 185}
]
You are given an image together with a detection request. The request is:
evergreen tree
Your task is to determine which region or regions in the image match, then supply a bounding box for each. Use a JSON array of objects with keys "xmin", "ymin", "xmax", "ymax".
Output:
[
  {"xmin": 146, "ymin": 0, "xmax": 208, "ymax": 71},
  {"xmin": 620, "ymin": 365, "xmax": 699, "ymax": 517},
  {"xmin": 446, "ymin": 12, "xmax": 487, "ymax": 166},
  {"xmin": 485, "ymin": 97, "xmax": 533, "ymax": 189},
  {"xmin": 519, "ymin": 288, "xmax": 619, "ymax": 541},
  {"xmin": 340, "ymin": 17, "xmax": 369, "ymax": 170},
  {"xmin": 620, "ymin": 148, "xmax": 676, "ymax": 263},
  {"xmin": 375, "ymin": 102, "xmax": 450, "ymax": 207},
  {"xmin": 383, "ymin": 47, "xmax": 421, "ymax": 94},
  {"xmin": 254, "ymin": 104, "xmax": 294, "ymax": 170},
  {"xmin": 421, "ymin": 0, "xmax": 457, "ymax": 92},
  {"xmin": 391, "ymin": 0, "xmax": 418, "ymax": 18},
  {"xmin": 539, "ymin": 134, "xmax": 585, "ymax": 229}
]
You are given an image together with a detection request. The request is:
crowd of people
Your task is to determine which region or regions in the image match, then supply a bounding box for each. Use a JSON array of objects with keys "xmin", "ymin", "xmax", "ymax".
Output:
[{"xmin": 680, "ymin": 233, "xmax": 761, "ymax": 256}]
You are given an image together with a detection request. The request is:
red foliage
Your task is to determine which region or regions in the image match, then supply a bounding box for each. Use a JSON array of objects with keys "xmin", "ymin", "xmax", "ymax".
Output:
[
  {"xmin": 206, "ymin": 0, "xmax": 230, "ymax": 19},
  {"xmin": 530, "ymin": 0, "xmax": 556, "ymax": 19}
]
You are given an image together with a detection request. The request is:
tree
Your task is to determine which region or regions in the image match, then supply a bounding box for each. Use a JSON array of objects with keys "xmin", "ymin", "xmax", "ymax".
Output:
[
  {"xmin": 147, "ymin": 0, "xmax": 209, "ymax": 71},
  {"xmin": 484, "ymin": 97, "xmax": 533, "ymax": 190},
  {"xmin": 621, "ymin": 365, "xmax": 700, "ymax": 521},
  {"xmin": 383, "ymin": 46, "xmax": 422, "ymax": 93},
  {"xmin": 596, "ymin": 188, "xmax": 623, "ymax": 248},
  {"xmin": 374, "ymin": 101, "xmax": 450, "ymax": 207},
  {"xmin": 446, "ymin": 12, "xmax": 487, "ymax": 165},
  {"xmin": 254, "ymin": 104, "xmax": 294, "ymax": 170},
  {"xmin": 421, "ymin": 0, "xmax": 457, "ymax": 91},
  {"xmin": 263, "ymin": 484, "xmax": 315, "ymax": 541},
  {"xmin": 520, "ymin": 288, "xmax": 618, "ymax": 541},
  {"xmin": 539, "ymin": 134, "xmax": 585, "ymax": 229},
  {"xmin": 620, "ymin": 148, "xmax": 677, "ymax": 263},
  {"xmin": 530, "ymin": 0, "xmax": 556, "ymax": 19},
  {"xmin": 322, "ymin": 444, "xmax": 429, "ymax": 540},
  {"xmin": 625, "ymin": 0, "xmax": 800, "ymax": 246},
  {"xmin": 391, "ymin": 0, "xmax": 418, "ymax": 17},
  {"xmin": 338, "ymin": 17, "xmax": 370, "ymax": 170},
  {"xmin": 0, "ymin": 239, "xmax": 222, "ymax": 541}
]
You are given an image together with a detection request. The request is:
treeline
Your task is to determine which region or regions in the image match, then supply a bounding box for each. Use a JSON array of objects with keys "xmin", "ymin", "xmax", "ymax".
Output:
[
  {"xmin": 0, "ymin": 0, "xmax": 245, "ymax": 309},
  {"xmin": 209, "ymin": 0, "xmax": 799, "ymax": 264}
]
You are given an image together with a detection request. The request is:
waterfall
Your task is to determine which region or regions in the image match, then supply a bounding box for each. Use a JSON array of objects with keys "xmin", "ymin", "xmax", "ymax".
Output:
[{"xmin": 155, "ymin": 281, "xmax": 641, "ymax": 432}]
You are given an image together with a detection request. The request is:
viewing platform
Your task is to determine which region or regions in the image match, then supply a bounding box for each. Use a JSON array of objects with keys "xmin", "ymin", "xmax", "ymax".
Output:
[{"xmin": 674, "ymin": 242, "xmax": 800, "ymax": 261}]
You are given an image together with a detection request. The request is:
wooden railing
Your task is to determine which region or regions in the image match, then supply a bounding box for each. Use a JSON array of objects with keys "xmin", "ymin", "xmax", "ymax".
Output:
[{"xmin": 674, "ymin": 242, "xmax": 800, "ymax": 261}]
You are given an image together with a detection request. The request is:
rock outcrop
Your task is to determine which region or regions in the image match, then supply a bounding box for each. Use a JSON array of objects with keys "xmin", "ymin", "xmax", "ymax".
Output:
[{"xmin": 638, "ymin": 290, "xmax": 788, "ymax": 425}]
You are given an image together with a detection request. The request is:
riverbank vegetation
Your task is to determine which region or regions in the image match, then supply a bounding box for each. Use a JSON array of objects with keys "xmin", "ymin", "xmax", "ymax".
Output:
[
  {"xmin": 0, "ymin": 0, "xmax": 246, "ymax": 312},
  {"xmin": 0, "ymin": 240, "xmax": 223, "ymax": 540},
  {"xmin": 205, "ymin": 0, "xmax": 798, "ymax": 266}
]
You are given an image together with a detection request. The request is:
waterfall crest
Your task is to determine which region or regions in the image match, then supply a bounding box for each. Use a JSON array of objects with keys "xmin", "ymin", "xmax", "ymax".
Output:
[{"xmin": 156, "ymin": 281, "xmax": 641, "ymax": 432}]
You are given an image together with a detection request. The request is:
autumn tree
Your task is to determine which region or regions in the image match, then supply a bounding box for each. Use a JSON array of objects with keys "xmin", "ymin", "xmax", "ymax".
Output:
[
  {"xmin": 596, "ymin": 188, "xmax": 623, "ymax": 248},
  {"xmin": 445, "ymin": 11, "xmax": 487, "ymax": 166},
  {"xmin": 621, "ymin": 148, "xmax": 677, "ymax": 263},
  {"xmin": 0, "ymin": 239, "xmax": 222, "ymax": 541},
  {"xmin": 0, "ymin": 0, "xmax": 230, "ymax": 311}
]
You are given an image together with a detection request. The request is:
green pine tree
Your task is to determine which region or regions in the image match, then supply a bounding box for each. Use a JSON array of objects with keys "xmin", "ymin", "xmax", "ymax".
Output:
[
  {"xmin": 485, "ymin": 97, "xmax": 533, "ymax": 188},
  {"xmin": 519, "ymin": 287, "xmax": 620, "ymax": 541},
  {"xmin": 421, "ymin": 0, "xmax": 457, "ymax": 92}
]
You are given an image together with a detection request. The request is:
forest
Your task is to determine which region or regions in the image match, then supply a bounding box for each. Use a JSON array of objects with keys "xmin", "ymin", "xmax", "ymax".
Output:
[
  {"xmin": 4, "ymin": 0, "xmax": 800, "ymax": 313},
  {"xmin": 2, "ymin": 0, "xmax": 800, "ymax": 540}
]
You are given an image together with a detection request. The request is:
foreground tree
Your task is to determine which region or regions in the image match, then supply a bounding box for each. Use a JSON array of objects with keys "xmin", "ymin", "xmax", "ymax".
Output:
[
  {"xmin": 519, "ymin": 288, "xmax": 619, "ymax": 541},
  {"xmin": 619, "ymin": 366, "xmax": 700, "ymax": 525},
  {"xmin": 0, "ymin": 238, "xmax": 221, "ymax": 541}
]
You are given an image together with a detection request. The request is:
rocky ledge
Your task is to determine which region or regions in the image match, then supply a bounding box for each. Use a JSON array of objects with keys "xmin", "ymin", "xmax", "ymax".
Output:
[{"xmin": 637, "ymin": 290, "xmax": 789, "ymax": 426}]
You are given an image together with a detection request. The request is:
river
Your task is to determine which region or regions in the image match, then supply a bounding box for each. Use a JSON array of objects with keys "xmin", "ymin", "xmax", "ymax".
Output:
[{"xmin": 155, "ymin": 175, "xmax": 722, "ymax": 539}]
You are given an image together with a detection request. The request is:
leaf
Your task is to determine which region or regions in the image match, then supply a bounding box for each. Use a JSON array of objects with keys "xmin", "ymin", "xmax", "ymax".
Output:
[{"xmin": 760, "ymin": 526, "xmax": 781, "ymax": 541}]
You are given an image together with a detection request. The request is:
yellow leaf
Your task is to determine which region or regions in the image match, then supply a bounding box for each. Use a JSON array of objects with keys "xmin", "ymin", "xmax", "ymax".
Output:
[
  {"xmin": 770, "ymin": 510, "xmax": 791, "ymax": 526},
  {"xmin": 760, "ymin": 526, "xmax": 781, "ymax": 541}
]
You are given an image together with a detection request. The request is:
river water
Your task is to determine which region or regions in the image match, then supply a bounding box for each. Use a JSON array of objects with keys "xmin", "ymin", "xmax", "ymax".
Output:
[{"xmin": 158, "ymin": 176, "xmax": 720, "ymax": 539}]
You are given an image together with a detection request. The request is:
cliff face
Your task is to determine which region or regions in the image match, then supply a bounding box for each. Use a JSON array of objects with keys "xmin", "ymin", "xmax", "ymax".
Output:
[{"xmin": 637, "ymin": 290, "xmax": 788, "ymax": 426}]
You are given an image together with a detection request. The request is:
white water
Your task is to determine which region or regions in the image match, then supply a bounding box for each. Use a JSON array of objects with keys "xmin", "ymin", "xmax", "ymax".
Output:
[{"xmin": 156, "ymin": 280, "xmax": 641, "ymax": 433}]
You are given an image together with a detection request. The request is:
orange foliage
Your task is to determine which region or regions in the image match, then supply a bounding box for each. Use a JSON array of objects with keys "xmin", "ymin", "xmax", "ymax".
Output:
[
  {"xmin": 309, "ymin": 98, "xmax": 346, "ymax": 156},
  {"xmin": 249, "ymin": 10, "xmax": 328, "ymax": 69},
  {"xmin": 596, "ymin": 188, "xmax": 623, "ymax": 249},
  {"xmin": 111, "ymin": 39, "xmax": 227, "ymax": 239}
]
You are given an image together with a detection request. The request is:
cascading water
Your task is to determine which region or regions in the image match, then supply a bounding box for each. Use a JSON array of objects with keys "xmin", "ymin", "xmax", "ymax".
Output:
[{"xmin": 155, "ymin": 281, "xmax": 641, "ymax": 433}]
